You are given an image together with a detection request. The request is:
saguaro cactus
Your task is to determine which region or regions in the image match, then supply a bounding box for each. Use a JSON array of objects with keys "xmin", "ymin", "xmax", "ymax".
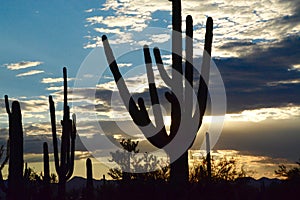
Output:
[
  {"xmin": 5, "ymin": 95, "xmax": 25, "ymax": 199},
  {"xmin": 42, "ymin": 142, "xmax": 51, "ymax": 200},
  {"xmin": 43, "ymin": 142, "xmax": 50, "ymax": 184},
  {"xmin": 49, "ymin": 67, "xmax": 76, "ymax": 198},
  {"xmin": 102, "ymin": 0, "xmax": 213, "ymax": 185},
  {"xmin": 206, "ymin": 132, "xmax": 211, "ymax": 180},
  {"xmin": 86, "ymin": 158, "xmax": 93, "ymax": 190},
  {"xmin": 86, "ymin": 158, "xmax": 94, "ymax": 199}
]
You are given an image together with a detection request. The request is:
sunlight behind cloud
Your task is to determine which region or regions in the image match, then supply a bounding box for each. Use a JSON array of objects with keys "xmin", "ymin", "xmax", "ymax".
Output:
[{"xmin": 226, "ymin": 105, "xmax": 300, "ymax": 122}]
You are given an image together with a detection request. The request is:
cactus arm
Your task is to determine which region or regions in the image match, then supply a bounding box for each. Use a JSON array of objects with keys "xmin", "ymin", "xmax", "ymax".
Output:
[
  {"xmin": 153, "ymin": 48, "xmax": 173, "ymax": 88},
  {"xmin": 185, "ymin": 15, "xmax": 194, "ymax": 117},
  {"xmin": 49, "ymin": 95, "xmax": 60, "ymax": 174},
  {"xmin": 193, "ymin": 17, "xmax": 213, "ymax": 128},
  {"xmin": 66, "ymin": 114, "xmax": 76, "ymax": 180},
  {"xmin": 102, "ymin": 36, "xmax": 141, "ymax": 120},
  {"xmin": 143, "ymin": 46, "xmax": 165, "ymax": 131},
  {"xmin": 4, "ymin": 95, "xmax": 10, "ymax": 114},
  {"xmin": 171, "ymin": 0, "xmax": 183, "ymax": 97},
  {"xmin": 102, "ymin": 35, "xmax": 156, "ymax": 128},
  {"xmin": 63, "ymin": 67, "xmax": 68, "ymax": 109}
]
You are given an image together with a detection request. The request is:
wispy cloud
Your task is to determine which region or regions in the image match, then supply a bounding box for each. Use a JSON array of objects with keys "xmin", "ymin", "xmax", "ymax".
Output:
[
  {"xmin": 16, "ymin": 70, "xmax": 44, "ymax": 77},
  {"xmin": 267, "ymin": 79, "xmax": 300, "ymax": 86},
  {"xmin": 3, "ymin": 61, "xmax": 43, "ymax": 70},
  {"xmin": 226, "ymin": 105, "xmax": 300, "ymax": 122},
  {"xmin": 41, "ymin": 77, "xmax": 75, "ymax": 84},
  {"xmin": 289, "ymin": 64, "xmax": 300, "ymax": 71}
]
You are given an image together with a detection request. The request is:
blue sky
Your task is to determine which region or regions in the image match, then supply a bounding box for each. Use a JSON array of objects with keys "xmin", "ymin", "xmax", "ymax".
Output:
[{"xmin": 0, "ymin": 0, "xmax": 300, "ymax": 179}]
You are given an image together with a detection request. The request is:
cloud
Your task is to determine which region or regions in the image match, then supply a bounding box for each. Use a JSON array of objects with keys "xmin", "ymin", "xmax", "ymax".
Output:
[
  {"xmin": 85, "ymin": 8, "xmax": 95, "ymax": 13},
  {"xmin": 215, "ymin": 118, "xmax": 300, "ymax": 162},
  {"xmin": 41, "ymin": 77, "xmax": 75, "ymax": 84},
  {"xmin": 150, "ymin": 33, "xmax": 170, "ymax": 43},
  {"xmin": 215, "ymin": 35, "xmax": 300, "ymax": 113},
  {"xmin": 267, "ymin": 79, "xmax": 300, "ymax": 86},
  {"xmin": 117, "ymin": 63, "xmax": 132, "ymax": 68},
  {"xmin": 85, "ymin": 0, "xmax": 300, "ymax": 58},
  {"xmin": 225, "ymin": 105, "xmax": 300, "ymax": 122},
  {"xmin": 3, "ymin": 61, "xmax": 43, "ymax": 70},
  {"xmin": 86, "ymin": 16, "xmax": 104, "ymax": 25},
  {"xmin": 290, "ymin": 64, "xmax": 300, "ymax": 71},
  {"xmin": 16, "ymin": 70, "xmax": 44, "ymax": 77}
]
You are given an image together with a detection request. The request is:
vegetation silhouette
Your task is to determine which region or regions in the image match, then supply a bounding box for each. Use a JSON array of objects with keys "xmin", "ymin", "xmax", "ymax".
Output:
[
  {"xmin": 102, "ymin": 0, "xmax": 213, "ymax": 186},
  {"xmin": 275, "ymin": 158, "xmax": 300, "ymax": 182},
  {"xmin": 0, "ymin": 0, "xmax": 299, "ymax": 199},
  {"xmin": 108, "ymin": 139, "xmax": 169, "ymax": 183}
]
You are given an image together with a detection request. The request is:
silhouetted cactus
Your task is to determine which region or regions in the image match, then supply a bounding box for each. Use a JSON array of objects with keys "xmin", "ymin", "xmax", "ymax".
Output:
[
  {"xmin": 85, "ymin": 158, "xmax": 94, "ymax": 199},
  {"xmin": 43, "ymin": 142, "xmax": 51, "ymax": 200},
  {"xmin": 49, "ymin": 67, "xmax": 76, "ymax": 199},
  {"xmin": 5, "ymin": 95, "xmax": 25, "ymax": 199},
  {"xmin": 86, "ymin": 158, "xmax": 93, "ymax": 190},
  {"xmin": 206, "ymin": 132, "xmax": 212, "ymax": 180},
  {"xmin": 102, "ymin": 0, "xmax": 213, "ymax": 185},
  {"xmin": 43, "ymin": 142, "xmax": 50, "ymax": 185}
]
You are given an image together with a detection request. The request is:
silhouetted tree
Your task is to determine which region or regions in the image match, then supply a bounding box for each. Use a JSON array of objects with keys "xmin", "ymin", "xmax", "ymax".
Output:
[
  {"xmin": 275, "ymin": 159, "xmax": 300, "ymax": 181},
  {"xmin": 190, "ymin": 156, "xmax": 247, "ymax": 183},
  {"xmin": 108, "ymin": 139, "xmax": 169, "ymax": 182}
]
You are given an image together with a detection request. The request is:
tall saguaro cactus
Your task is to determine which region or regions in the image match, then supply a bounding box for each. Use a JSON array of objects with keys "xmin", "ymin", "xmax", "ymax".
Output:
[
  {"xmin": 49, "ymin": 67, "xmax": 76, "ymax": 198},
  {"xmin": 5, "ymin": 95, "xmax": 25, "ymax": 199},
  {"xmin": 102, "ymin": 0, "xmax": 213, "ymax": 185}
]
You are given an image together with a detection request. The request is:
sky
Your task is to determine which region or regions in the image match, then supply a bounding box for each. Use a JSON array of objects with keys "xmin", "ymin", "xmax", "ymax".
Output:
[{"xmin": 0, "ymin": 0, "xmax": 300, "ymax": 179}]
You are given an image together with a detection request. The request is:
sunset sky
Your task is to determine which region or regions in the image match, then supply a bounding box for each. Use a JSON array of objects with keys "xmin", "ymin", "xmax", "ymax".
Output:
[{"xmin": 0, "ymin": 0, "xmax": 300, "ymax": 179}]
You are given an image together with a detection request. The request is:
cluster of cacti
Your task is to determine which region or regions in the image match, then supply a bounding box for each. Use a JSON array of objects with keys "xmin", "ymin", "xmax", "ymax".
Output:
[
  {"xmin": 49, "ymin": 67, "xmax": 76, "ymax": 199},
  {"xmin": 102, "ymin": 0, "xmax": 213, "ymax": 185}
]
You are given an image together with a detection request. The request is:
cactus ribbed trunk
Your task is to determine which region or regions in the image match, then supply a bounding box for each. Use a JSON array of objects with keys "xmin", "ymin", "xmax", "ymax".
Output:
[{"xmin": 5, "ymin": 95, "xmax": 24, "ymax": 200}]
